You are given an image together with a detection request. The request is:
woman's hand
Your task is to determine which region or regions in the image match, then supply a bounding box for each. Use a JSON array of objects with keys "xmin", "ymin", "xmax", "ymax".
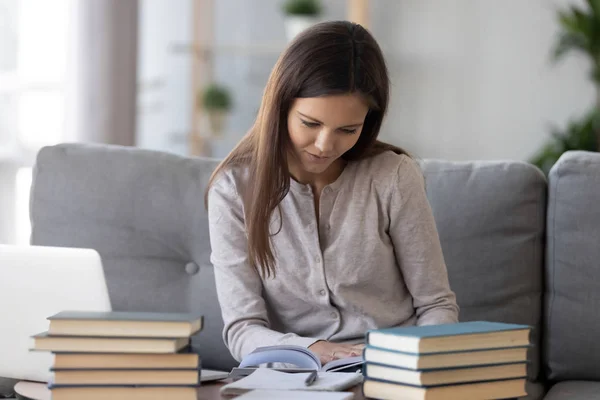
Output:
[{"xmin": 308, "ymin": 340, "xmax": 365, "ymax": 365}]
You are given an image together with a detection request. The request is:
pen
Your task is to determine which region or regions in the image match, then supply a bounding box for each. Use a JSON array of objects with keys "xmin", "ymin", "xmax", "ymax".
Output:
[{"xmin": 304, "ymin": 370, "xmax": 318, "ymax": 386}]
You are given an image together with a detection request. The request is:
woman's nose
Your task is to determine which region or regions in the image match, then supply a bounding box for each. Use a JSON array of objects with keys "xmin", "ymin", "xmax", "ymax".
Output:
[{"xmin": 314, "ymin": 129, "xmax": 335, "ymax": 154}]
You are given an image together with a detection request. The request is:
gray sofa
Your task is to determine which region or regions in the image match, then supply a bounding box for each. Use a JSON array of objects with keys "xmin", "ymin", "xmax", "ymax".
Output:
[{"xmin": 17, "ymin": 143, "xmax": 600, "ymax": 399}]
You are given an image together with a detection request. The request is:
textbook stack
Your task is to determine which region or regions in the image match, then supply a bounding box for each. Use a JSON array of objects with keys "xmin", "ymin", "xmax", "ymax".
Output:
[
  {"xmin": 31, "ymin": 310, "xmax": 204, "ymax": 400},
  {"xmin": 362, "ymin": 321, "xmax": 531, "ymax": 400}
]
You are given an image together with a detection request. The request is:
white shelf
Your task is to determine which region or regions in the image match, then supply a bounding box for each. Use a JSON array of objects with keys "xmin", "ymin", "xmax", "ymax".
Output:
[
  {"xmin": 170, "ymin": 42, "xmax": 287, "ymax": 56},
  {"xmin": 137, "ymin": 77, "xmax": 165, "ymax": 92}
]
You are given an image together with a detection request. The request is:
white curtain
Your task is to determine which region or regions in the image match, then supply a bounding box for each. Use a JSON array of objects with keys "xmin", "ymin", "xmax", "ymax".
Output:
[
  {"xmin": 66, "ymin": 0, "xmax": 139, "ymax": 146},
  {"xmin": 0, "ymin": 0, "xmax": 140, "ymax": 244}
]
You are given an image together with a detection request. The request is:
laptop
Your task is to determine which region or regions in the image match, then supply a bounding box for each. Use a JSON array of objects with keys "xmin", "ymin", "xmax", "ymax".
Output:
[
  {"xmin": 0, "ymin": 245, "xmax": 112, "ymax": 383},
  {"xmin": 0, "ymin": 244, "xmax": 231, "ymax": 386}
]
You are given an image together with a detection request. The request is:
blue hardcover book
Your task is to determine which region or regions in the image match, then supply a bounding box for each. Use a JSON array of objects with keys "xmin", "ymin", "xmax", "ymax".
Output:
[
  {"xmin": 362, "ymin": 377, "xmax": 527, "ymax": 400},
  {"xmin": 366, "ymin": 321, "xmax": 531, "ymax": 354},
  {"xmin": 363, "ymin": 361, "xmax": 528, "ymax": 387},
  {"xmin": 49, "ymin": 366, "xmax": 201, "ymax": 386},
  {"xmin": 48, "ymin": 384, "xmax": 198, "ymax": 400},
  {"xmin": 363, "ymin": 344, "xmax": 531, "ymax": 370}
]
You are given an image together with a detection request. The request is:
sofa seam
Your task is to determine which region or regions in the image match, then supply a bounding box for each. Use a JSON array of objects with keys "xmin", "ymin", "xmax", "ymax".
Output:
[
  {"xmin": 531, "ymin": 177, "xmax": 546, "ymax": 384},
  {"xmin": 546, "ymin": 158, "xmax": 561, "ymax": 379}
]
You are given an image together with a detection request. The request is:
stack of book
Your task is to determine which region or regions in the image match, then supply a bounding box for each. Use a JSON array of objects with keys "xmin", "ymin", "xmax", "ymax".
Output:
[
  {"xmin": 362, "ymin": 321, "xmax": 531, "ymax": 400},
  {"xmin": 32, "ymin": 310, "xmax": 203, "ymax": 400}
]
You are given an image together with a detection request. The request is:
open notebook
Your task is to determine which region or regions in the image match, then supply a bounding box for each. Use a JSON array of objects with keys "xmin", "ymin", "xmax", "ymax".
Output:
[
  {"xmin": 234, "ymin": 390, "xmax": 354, "ymax": 400},
  {"xmin": 220, "ymin": 368, "xmax": 363, "ymax": 396},
  {"xmin": 239, "ymin": 345, "xmax": 363, "ymax": 372}
]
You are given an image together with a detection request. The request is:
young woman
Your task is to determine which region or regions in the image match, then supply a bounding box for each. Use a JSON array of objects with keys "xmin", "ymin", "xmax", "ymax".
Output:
[{"xmin": 206, "ymin": 21, "xmax": 459, "ymax": 365}]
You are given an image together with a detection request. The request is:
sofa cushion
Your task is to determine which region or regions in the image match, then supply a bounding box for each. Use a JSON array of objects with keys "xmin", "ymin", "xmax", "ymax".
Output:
[
  {"xmin": 544, "ymin": 151, "xmax": 600, "ymax": 381},
  {"xmin": 543, "ymin": 381, "xmax": 600, "ymax": 400},
  {"xmin": 421, "ymin": 159, "xmax": 546, "ymax": 388},
  {"xmin": 30, "ymin": 143, "xmax": 237, "ymax": 371}
]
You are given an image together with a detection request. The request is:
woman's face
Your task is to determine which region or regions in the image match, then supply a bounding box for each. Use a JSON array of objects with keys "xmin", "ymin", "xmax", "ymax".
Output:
[{"xmin": 287, "ymin": 93, "xmax": 369, "ymax": 179}]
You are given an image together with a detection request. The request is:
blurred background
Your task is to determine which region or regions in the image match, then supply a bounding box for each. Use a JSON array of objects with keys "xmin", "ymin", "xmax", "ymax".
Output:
[{"xmin": 0, "ymin": 0, "xmax": 598, "ymax": 245}]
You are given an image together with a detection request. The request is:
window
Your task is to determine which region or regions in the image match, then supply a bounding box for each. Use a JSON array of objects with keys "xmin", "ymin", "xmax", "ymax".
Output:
[{"xmin": 0, "ymin": 0, "xmax": 72, "ymax": 244}]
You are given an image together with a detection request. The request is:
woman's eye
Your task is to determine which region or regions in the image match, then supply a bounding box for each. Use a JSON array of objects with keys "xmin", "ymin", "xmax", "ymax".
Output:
[
  {"xmin": 340, "ymin": 128, "xmax": 357, "ymax": 134},
  {"xmin": 300, "ymin": 120, "xmax": 319, "ymax": 128}
]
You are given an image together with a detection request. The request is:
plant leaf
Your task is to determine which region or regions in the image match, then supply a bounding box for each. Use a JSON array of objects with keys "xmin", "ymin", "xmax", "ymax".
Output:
[
  {"xmin": 552, "ymin": 33, "xmax": 590, "ymax": 61},
  {"xmin": 558, "ymin": 9, "xmax": 581, "ymax": 32},
  {"xmin": 588, "ymin": 0, "xmax": 600, "ymax": 21}
]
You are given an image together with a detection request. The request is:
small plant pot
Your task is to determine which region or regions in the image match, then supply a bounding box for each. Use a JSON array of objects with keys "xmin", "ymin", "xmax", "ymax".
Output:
[
  {"xmin": 284, "ymin": 16, "xmax": 319, "ymax": 41},
  {"xmin": 207, "ymin": 110, "xmax": 228, "ymax": 137}
]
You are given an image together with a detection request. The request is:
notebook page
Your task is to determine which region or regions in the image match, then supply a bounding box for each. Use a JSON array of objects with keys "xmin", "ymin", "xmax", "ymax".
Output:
[
  {"xmin": 235, "ymin": 389, "xmax": 354, "ymax": 400},
  {"xmin": 220, "ymin": 368, "xmax": 363, "ymax": 394}
]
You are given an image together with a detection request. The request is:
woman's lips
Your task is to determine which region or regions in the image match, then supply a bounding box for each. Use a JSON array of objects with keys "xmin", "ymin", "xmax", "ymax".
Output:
[{"xmin": 306, "ymin": 152, "xmax": 333, "ymax": 163}]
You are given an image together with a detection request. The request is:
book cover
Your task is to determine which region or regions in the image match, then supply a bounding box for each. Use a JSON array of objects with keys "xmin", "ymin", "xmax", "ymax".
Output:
[
  {"xmin": 48, "ymin": 311, "xmax": 203, "ymax": 324},
  {"xmin": 49, "ymin": 385, "xmax": 198, "ymax": 400},
  {"xmin": 363, "ymin": 344, "xmax": 533, "ymax": 356},
  {"xmin": 52, "ymin": 351, "xmax": 200, "ymax": 370},
  {"xmin": 32, "ymin": 332, "xmax": 190, "ymax": 354},
  {"xmin": 362, "ymin": 361, "xmax": 528, "ymax": 387},
  {"xmin": 33, "ymin": 332, "xmax": 187, "ymax": 340},
  {"xmin": 49, "ymin": 383, "xmax": 200, "ymax": 388},
  {"xmin": 47, "ymin": 311, "xmax": 203, "ymax": 338},
  {"xmin": 362, "ymin": 377, "xmax": 527, "ymax": 400},
  {"xmin": 362, "ymin": 344, "xmax": 531, "ymax": 370},
  {"xmin": 50, "ymin": 368, "xmax": 201, "ymax": 386},
  {"xmin": 366, "ymin": 321, "xmax": 532, "ymax": 354},
  {"xmin": 363, "ymin": 376, "xmax": 526, "ymax": 389},
  {"xmin": 367, "ymin": 321, "xmax": 531, "ymax": 339}
]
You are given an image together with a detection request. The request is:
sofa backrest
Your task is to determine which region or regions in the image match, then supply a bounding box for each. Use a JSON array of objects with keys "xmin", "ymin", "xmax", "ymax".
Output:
[
  {"xmin": 30, "ymin": 143, "xmax": 547, "ymax": 382},
  {"xmin": 30, "ymin": 143, "xmax": 237, "ymax": 371},
  {"xmin": 420, "ymin": 159, "xmax": 546, "ymax": 389},
  {"xmin": 544, "ymin": 151, "xmax": 600, "ymax": 381}
]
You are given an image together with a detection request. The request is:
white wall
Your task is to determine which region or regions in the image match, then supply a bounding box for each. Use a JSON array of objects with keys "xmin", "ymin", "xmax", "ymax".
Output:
[
  {"xmin": 373, "ymin": 0, "xmax": 594, "ymax": 161},
  {"xmin": 136, "ymin": 0, "xmax": 593, "ymax": 162}
]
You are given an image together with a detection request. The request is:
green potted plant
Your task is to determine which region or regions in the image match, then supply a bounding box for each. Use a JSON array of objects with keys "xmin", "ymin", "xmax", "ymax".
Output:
[
  {"xmin": 530, "ymin": 108, "xmax": 600, "ymax": 175},
  {"xmin": 282, "ymin": 0, "xmax": 322, "ymax": 41},
  {"xmin": 532, "ymin": 0, "xmax": 600, "ymax": 172},
  {"xmin": 200, "ymin": 83, "xmax": 232, "ymax": 137}
]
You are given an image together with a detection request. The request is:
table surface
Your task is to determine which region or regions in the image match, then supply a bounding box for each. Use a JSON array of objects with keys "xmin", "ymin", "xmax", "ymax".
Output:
[{"xmin": 15, "ymin": 379, "xmax": 365, "ymax": 400}]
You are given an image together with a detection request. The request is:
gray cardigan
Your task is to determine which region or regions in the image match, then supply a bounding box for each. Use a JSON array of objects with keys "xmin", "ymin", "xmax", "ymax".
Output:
[{"xmin": 208, "ymin": 151, "xmax": 459, "ymax": 361}]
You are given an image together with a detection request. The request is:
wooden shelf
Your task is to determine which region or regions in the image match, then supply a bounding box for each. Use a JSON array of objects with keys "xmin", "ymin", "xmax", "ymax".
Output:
[{"xmin": 188, "ymin": 0, "xmax": 370, "ymax": 157}]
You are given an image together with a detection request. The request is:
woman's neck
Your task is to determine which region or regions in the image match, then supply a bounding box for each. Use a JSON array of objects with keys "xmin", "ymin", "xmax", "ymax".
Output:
[{"xmin": 288, "ymin": 158, "xmax": 345, "ymax": 192}]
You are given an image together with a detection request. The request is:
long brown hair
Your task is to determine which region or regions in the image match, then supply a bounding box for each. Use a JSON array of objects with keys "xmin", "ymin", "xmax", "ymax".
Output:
[{"xmin": 206, "ymin": 20, "xmax": 407, "ymax": 278}]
